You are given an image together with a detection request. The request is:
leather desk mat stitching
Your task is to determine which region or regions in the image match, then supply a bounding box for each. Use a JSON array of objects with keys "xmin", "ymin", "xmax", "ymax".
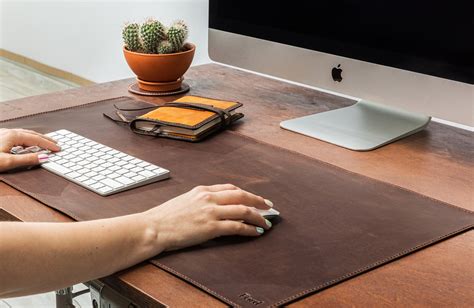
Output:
[{"xmin": 0, "ymin": 97, "xmax": 472, "ymax": 307}]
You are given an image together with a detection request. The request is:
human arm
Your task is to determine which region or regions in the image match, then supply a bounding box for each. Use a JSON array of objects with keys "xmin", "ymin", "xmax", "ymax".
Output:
[{"xmin": 0, "ymin": 184, "xmax": 273, "ymax": 297}]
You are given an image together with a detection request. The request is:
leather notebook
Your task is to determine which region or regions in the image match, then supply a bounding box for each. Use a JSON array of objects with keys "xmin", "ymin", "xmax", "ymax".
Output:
[
  {"xmin": 107, "ymin": 95, "xmax": 243, "ymax": 142},
  {"xmin": 1, "ymin": 97, "xmax": 472, "ymax": 307}
]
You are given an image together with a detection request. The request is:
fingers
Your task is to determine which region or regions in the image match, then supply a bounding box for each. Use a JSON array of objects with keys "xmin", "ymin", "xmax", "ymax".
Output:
[
  {"xmin": 12, "ymin": 131, "xmax": 60, "ymax": 152},
  {"xmin": 216, "ymin": 220, "xmax": 266, "ymax": 237},
  {"xmin": 14, "ymin": 129, "xmax": 58, "ymax": 144},
  {"xmin": 215, "ymin": 205, "xmax": 271, "ymax": 230},
  {"xmin": 211, "ymin": 189, "xmax": 272, "ymax": 210},
  {"xmin": 194, "ymin": 183, "xmax": 240, "ymax": 192},
  {"xmin": 0, "ymin": 153, "xmax": 48, "ymax": 172}
]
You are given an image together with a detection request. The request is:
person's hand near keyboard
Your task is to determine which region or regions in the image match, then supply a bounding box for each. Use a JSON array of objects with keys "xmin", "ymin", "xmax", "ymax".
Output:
[
  {"xmin": 0, "ymin": 128, "xmax": 60, "ymax": 172},
  {"xmin": 0, "ymin": 128, "xmax": 274, "ymax": 297}
]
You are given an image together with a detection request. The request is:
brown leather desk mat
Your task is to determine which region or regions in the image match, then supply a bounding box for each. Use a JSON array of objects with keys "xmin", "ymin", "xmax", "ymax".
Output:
[
  {"xmin": 0, "ymin": 208, "xmax": 21, "ymax": 222},
  {"xmin": 1, "ymin": 97, "xmax": 472, "ymax": 307}
]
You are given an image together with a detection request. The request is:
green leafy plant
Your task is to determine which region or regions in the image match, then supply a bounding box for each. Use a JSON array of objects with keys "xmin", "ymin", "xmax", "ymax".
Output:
[{"xmin": 123, "ymin": 18, "xmax": 189, "ymax": 54}]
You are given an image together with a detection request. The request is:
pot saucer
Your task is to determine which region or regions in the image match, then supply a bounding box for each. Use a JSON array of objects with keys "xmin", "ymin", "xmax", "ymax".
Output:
[
  {"xmin": 128, "ymin": 82, "xmax": 190, "ymax": 97},
  {"xmin": 137, "ymin": 77, "xmax": 183, "ymax": 92}
]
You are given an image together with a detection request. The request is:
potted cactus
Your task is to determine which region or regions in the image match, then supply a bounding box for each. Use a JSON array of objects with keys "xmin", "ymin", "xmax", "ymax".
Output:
[{"xmin": 122, "ymin": 18, "xmax": 195, "ymax": 92}]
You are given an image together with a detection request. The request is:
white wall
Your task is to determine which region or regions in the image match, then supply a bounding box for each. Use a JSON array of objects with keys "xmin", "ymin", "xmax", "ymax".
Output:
[{"xmin": 0, "ymin": 0, "xmax": 211, "ymax": 83}]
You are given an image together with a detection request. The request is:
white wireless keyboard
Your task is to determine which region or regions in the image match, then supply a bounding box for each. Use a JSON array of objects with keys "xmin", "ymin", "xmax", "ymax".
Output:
[{"xmin": 43, "ymin": 129, "xmax": 170, "ymax": 196}]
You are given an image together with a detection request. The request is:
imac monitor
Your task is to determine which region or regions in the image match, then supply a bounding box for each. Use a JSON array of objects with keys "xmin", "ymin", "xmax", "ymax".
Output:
[{"xmin": 208, "ymin": 1, "xmax": 473, "ymax": 150}]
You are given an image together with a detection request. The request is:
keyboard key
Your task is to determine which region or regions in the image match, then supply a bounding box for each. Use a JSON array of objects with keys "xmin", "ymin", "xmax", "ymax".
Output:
[
  {"xmin": 101, "ymin": 179, "xmax": 123, "ymax": 189},
  {"xmin": 132, "ymin": 175, "xmax": 145, "ymax": 181},
  {"xmin": 85, "ymin": 164, "xmax": 98, "ymax": 169},
  {"xmin": 56, "ymin": 159, "xmax": 67, "ymax": 165},
  {"xmin": 102, "ymin": 162, "xmax": 113, "ymax": 168},
  {"xmin": 49, "ymin": 155, "xmax": 61, "ymax": 161},
  {"xmin": 93, "ymin": 175, "xmax": 106, "ymax": 181},
  {"xmin": 83, "ymin": 179, "xmax": 96, "ymax": 186},
  {"xmin": 91, "ymin": 183, "xmax": 104, "ymax": 189},
  {"xmin": 108, "ymin": 173, "xmax": 120, "ymax": 179},
  {"xmin": 145, "ymin": 165, "xmax": 160, "ymax": 171},
  {"xmin": 100, "ymin": 170, "xmax": 113, "ymax": 176},
  {"xmin": 76, "ymin": 176, "xmax": 88, "ymax": 182},
  {"xmin": 98, "ymin": 186, "xmax": 113, "ymax": 194},
  {"xmin": 139, "ymin": 170, "xmax": 156, "ymax": 178},
  {"xmin": 109, "ymin": 165, "xmax": 121, "ymax": 171},
  {"xmin": 44, "ymin": 162, "xmax": 72, "ymax": 174},
  {"xmin": 131, "ymin": 167, "xmax": 143, "ymax": 173},
  {"xmin": 137, "ymin": 161, "xmax": 150, "ymax": 167},
  {"xmin": 94, "ymin": 159, "xmax": 106, "ymax": 165},
  {"xmin": 116, "ymin": 176, "xmax": 134, "ymax": 185},
  {"xmin": 66, "ymin": 172, "xmax": 81, "ymax": 179}
]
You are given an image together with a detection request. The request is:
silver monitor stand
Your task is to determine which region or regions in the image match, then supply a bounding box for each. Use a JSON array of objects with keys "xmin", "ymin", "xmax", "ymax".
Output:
[{"xmin": 280, "ymin": 100, "xmax": 431, "ymax": 151}]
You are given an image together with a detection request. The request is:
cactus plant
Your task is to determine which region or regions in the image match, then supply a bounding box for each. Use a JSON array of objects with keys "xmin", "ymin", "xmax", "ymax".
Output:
[
  {"xmin": 123, "ymin": 18, "xmax": 189, "ymax": 54},
  {"xmin": 167, "ymin": 20, "xmax": 189, "ymax": 52},
  {"xmin": 139, "ymin": 18, "xmax": 166, "ymax": 53},
  {"xmin": 157, "ymin": 40, "xmax": 174, "ymax": 54},
  {"xmin": 122, "ymin": 23, "xmax": 142, "ymax": 52}
]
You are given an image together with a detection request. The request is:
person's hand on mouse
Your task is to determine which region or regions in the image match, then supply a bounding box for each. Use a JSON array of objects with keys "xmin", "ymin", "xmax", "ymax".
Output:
[
  {"xmin": 0, "ymin": 128, "xmax": 60, "ymax": 172},
  {"xmin": 143, "ymin": 184, "xmax": 274, "ymax": 252}
]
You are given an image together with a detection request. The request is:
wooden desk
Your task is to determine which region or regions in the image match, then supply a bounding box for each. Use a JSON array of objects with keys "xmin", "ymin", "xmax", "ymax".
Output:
[{"xmin": 1, "ymin": 64, "xmax": 473, "ymax": 307}]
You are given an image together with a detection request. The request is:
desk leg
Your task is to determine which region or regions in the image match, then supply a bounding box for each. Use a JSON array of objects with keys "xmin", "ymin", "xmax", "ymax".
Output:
[
  {"xmin": 55, "ymin": 285, "xmax": 91, "ymax": 308},
  {"xmin": 55, "ymin": 287, "xmax": 75, "ymax": 308}
]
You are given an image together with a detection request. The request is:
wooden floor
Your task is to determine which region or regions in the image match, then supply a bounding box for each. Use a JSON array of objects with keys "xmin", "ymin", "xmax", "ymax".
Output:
[
  {"xmin": 0, "ymin": 57, "xmax": 91, "ymax": 308},
  {"xmin": 0, "ymin": 57, "xmax": 78, "ymax": 102}
]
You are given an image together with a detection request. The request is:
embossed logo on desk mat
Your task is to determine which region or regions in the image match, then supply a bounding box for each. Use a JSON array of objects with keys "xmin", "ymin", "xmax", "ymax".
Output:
[{"xmin": 1, "ymin": 97, "xmax": 472, "ymax": 307}]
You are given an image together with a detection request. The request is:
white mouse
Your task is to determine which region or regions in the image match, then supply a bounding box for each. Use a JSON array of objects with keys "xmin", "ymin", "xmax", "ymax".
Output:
[{"xmin": 256, "ymin": 207, "xmax": 280, "ymax": 220}]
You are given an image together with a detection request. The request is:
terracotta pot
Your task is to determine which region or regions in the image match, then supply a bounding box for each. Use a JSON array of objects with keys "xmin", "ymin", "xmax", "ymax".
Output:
[
  {"xmin": 136, "ymin": 77, "xmax": 184, "ymax": 92},
  {"xmin": 123, "ymin": 43, "xmax": 195, "ymax": 83}
]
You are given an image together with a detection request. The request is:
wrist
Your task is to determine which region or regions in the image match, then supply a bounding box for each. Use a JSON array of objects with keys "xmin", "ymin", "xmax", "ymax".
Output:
[{"xmin": 136, "ymin": 211, "xmax": 168, "ymax": 256}]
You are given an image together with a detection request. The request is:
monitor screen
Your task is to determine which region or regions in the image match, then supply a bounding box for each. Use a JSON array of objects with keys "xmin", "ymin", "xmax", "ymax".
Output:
[{"xmin": 210, "ymin": 1, "xmax": 474, "ymax": 84}]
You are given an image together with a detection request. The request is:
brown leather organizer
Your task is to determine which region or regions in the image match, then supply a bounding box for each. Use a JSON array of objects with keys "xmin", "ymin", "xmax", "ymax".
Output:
[{"xmin": 1, "ymin": 97, "xmax": 473, "ymax": 307}]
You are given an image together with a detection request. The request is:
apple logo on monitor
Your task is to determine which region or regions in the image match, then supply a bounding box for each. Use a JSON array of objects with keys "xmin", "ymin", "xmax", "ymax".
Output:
[{"xmin": 332, "ymin": 64, "xmax": 343, "ymax": 82}]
